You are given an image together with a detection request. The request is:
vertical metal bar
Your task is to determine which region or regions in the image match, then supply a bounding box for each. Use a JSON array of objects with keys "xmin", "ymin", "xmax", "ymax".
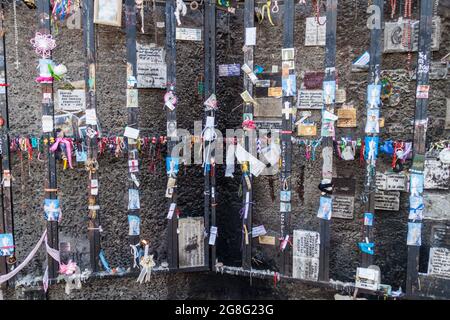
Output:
[
  {"xmin": 318, "ymin": 0, "xmax": 337, "ymax": 282},
  {"xmin": 125, "ymin": 0, "xmax": 140, "ymax": 267},
  {"xmin": 36, "ymin": 0, "xmax": 58, "ymax": 280},
  {"xmin": 204, "ymin": 0, "xmax": 216, "ymax": 269},
  {"xmin": 279, "ymin": 0, "xmax": 295, "ymax": 276},
  {"xmin": 361, "ymin": 0, "xmax": 383, "ymax": 268},
  {"xmin": 242, "ymin": 0, "xmax": 254, "ymax": 271},
  {"xmin": 165, "ymin": 0, "xmax": 178, "ymax": 269},
  {"xmin": 82, "ymin": 0, "xmax": 101, "ymax": 272},
  {"xmin": 0, "ymin": 3, "xmax": 15, "ymax": 288},
  {"xmin": 406, "ymin": 0, "xmax": 433, "ymax": 296}
]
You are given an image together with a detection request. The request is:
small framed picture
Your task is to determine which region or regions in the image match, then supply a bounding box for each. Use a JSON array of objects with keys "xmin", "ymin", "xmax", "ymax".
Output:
[
  {"xmin": 282, "ymin": 48, "xmax": 295, "ymax": 61},
  {"xmin": 94, "ymin": 0, "xmax": 122, "ymax": 27},
  {"xmin": 0, "ymin": 233, "xmax": 14, "ymax": 256}
]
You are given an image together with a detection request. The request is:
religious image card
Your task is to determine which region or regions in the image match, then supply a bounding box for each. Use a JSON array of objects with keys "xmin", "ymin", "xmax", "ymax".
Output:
[
  {"xmin": 317, "ymin": 196, "xmax": 332, "ymax": 220},
  {"xmin": 407, "ymin": 222, "xmax": 422, "ymax": 246},
  {"xmin": 0, "ymin": 233, "xmax": 14, "ymax": 256},
  {"xmin": 128, "ymin": 189, "xmax": 140, "ymax": 210},
  {"xmin": 44, "ymin": 198, "xmax": 60, "ymax": 221},
  {"xmin": 128, "ymin": 215, "xmax": 140, "ymax": 236}
]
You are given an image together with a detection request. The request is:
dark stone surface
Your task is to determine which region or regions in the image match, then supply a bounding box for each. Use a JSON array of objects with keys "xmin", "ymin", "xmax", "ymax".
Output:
[{"xmin": 0, "ymin": 1, "xmax": 449, "ymax": 299}]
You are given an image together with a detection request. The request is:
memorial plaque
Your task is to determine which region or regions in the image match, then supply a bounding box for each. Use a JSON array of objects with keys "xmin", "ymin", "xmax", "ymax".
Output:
[
  {"xmin": 331, "ymin": 195, "xmax": 354, "ymax": 219},
  {"xmin": 176, "ymin": 27, "xmax": 202, "ymax": 41},
  {"xmin": 386, "ymin": 173, "xmax": 407, "ymax": 191},
  {"xmin": 374, "ymin": 190, "xmax": 400, "ymax": 211},
  {"xmin": 430, "ymin": 225, "xmax": 450, "ymax": 247},
  {"xmin": 303, "ymin": 71, "xmax": 324, "ymax": 89},
  {"xmin": 305, "ymin": 17, "xmax": 326, "ymax": 46},
  {"xmin": 297, "ymin": 90, "xmax": 323, "ymax": 109},
  {"xmin": 292, "ymin": 230, "xmax": 320, "ymax": 281},
  {"xmin": 254, "ymin": 98, "xmax": 282, "ymax": 119},
  {"xmin": 412, "ymin": 61, "xmax": 448, "ymax": 80},
  {"xmin": 337, "ymin": 107, "xmax": 356, "ymax": 127},
  {"xmin": 383, "ymin": 17, "xmax": 441, "ymax": 53},
  {"xmin": 178, "ymin": 217, "xmax": 205, "ymax": 268},
  {"xmin": 57, "ymin": 89, "xmax": 86, "ymax": 112},
  {"xmin": 424, "ymin": 158, "xmax": 450, "ymax": 190},
  {"xmin": 427, "ymin": 247, "xmax": 450, "ymax": 279},
  {"xmin": 218, "ymin": 64, "xmax": 240, "ymax": 77},
  {"xmin": 424, "ymin": 194, "xmax": 450, "ymax": 221},
  {"xmin": 136, "ymin": 43, "xmax": 167, "ymax": 89},
  {"xmin": 335, "ymin": 88, "xmax": 346, "ymax": 104}
]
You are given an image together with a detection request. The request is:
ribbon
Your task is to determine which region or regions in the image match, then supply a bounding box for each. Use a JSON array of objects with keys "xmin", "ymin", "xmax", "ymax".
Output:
[
  {"xmin": 136, "ymin": 245, "xmax": 155, "ymax": 284},
  {"xmin": 59, "ymin": 260, "xmax": 77, "ymax": 275},
  {"xmin": 99, "ymin": 250, "xmax": 112, "ymax": 273},
  {"xmin": 0, "ymin": 230, "xmax": 47, "ymax": 285},
  {"xmin": 174, "ymin": 0, "xmax": 187, "ymax": 26},
  {"xmin": 50, "ymin": 137, "xmax": 73, "ymax": 169},
  {"xmin": 130, "ymin": 243, "xmax": 140, "ymax": 268}
]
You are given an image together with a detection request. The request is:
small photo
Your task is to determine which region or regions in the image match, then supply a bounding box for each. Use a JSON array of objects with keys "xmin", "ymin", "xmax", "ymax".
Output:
[
  {"xmin": 54, "ymin": 113, "xmax": 75, "ymax": 137},
  {"xmin": 128, "ymin": 215, "xmax": 140, "ymax": 236},
  {"xmin": 323, "ymin": 81, "xmax": 336, "ymax": 105},
  {"xmin": 167, "ymin": 121, "xmax": 177, "ymax": 138},
  {"xmin": 364, "ymin": 213, "xmax": 374, "ymax": 226},
  {"xmin": 94, "ymin": 0, "xmax": 122, "ymax": 27},
  {"xmin": 166, "ymin": 157, "xmax": 180, "ymax": 176},
  {"xmin": 280, "ymin": 190, "xmax": 291, "ymax": 202},
  {"xmin": 0, "ymin": 233, "xmax": 14, "ymax": 257},
  {"xmin": 365, "ymin": 108, "xmax": 380, "ymax": 134},
  {"xmin": 282, "ymin": 48, "xmax": 295, "ymax": 61},
  {"xmin": 280, "ymin": 202, "xmax": 291, "ymax": 212},
  {"xmin": 282, "ymin": 60, "xmax": 295, "ymax": 70},
  {"xmin": 367, "ymin": 84, "xmax": 381, "ymax": 108},
  {"xmin": 282, "ymin": 74, "xmax": 297, "ymax": 97},
  {"xmin": 128, "ymin": 189, "xmax": 140, "ymax": 210},
  {"xmin": 407, "ymin": 222, "xmax": 422, "ymax": 246},
  {"xmin": 409, "ymin": 196, "xmax": 424, "ymax": 221},
  {"xmin": 44, "ymin": 199, "xmax": 60, "ymax": 221},
  {"xmin": 317, "ymin": 196, "xmax": 332, "ymax": 220},
  {"xmin": 364, "ymin": 136, "xmax": 379, "ymax": 161},
  {"xmin": 410, "ymin": 173, "xmax": 424, "ymax": 197}
]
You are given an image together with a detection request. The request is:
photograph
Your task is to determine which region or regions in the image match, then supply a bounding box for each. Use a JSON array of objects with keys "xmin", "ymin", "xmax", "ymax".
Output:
[{"xmin": 94, "ymin": 0, "xmax": 122, "ymax": 27}]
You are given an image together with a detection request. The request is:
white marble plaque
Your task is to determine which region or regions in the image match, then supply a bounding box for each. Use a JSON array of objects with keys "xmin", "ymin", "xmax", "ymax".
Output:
[
  {"xmin": 305, "ymin": 17, "xmax": 326, "ymax": 46},
  {"xmin": 427, "ymin": 247, "xmax": 450, "ymax": 279},
  {"xmin": 374, "ymin": 191, "xmax": 400, "ymax": 211},
  {"xmin": 178, "ymin": 217, "xmax": 205, "ymax": 268}
]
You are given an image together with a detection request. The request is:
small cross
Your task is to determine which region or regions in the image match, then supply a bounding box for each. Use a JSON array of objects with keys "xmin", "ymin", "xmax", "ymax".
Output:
[
  {"xmin": 282, "ymin": 102, "xmax": 292, "ymax": 120},
  {"xmin": 14, "ymin": 60, "xmax": 20, "ymax": 70}
]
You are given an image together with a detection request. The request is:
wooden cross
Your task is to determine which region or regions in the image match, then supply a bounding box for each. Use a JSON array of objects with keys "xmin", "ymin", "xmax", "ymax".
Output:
[{"xmin": 282, "ymin": 102, "xmax": 292, "ymax": 120}]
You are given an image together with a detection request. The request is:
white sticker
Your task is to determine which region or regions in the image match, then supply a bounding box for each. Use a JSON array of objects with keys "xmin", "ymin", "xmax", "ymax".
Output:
[
  {"xmin": 245, "ymin": 27, "xmax": 256, "ymax": 46},
  {"xmin": 124, "ymin": 126, "xmax": 140, "ymax": 140},
  {"xmin": 85, "ymin": 109, "xmax": 97, "ymax": 125},
  {"xmin": 209, "ymin": 226, "xmax": 218, "ymax": 245},
  {"xmin": 42, "ymin": 115, "xmax": 54, "ymax": 133},
  {"xmin": 252, "ymin": 225, "xmax": 267, "ymax": 238},
  {"xmin": 167, "ymin": 203, "xmax": 176, "ymax": 220}
]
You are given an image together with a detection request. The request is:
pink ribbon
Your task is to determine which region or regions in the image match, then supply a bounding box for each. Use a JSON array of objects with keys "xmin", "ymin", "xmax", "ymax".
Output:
[
  {"xmin": 59, "ymin": 260, "xmax": 77, "ymax": 276},
  {"xmin": 50, "ymin": 137, "xmax": 73, "ymax": 169}
]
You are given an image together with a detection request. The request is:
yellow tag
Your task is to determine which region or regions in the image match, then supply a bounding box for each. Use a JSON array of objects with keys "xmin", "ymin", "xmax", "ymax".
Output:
[
  {"xmin": 297, "ymin": 123, "xmax": 317, "ymax": 136},
  {"xmin": 337, "ymin": 107, "xmax": 357, "ymax": 127},
  {"xmin": 259, "ymin": 236, "xmax": 276, "ymax": 245},
  {"xmin": 379, "ymin": 117, "xmax": 385, "ymax": 128},
  {"xmin": 268, "ymin": 87, "xmax": 282, "ymax": 97}
]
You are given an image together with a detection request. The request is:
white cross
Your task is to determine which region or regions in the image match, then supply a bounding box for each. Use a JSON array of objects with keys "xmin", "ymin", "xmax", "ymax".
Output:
[{"xmin": 282, "ymin": 102, "xmax": 292, "ymax": 120}]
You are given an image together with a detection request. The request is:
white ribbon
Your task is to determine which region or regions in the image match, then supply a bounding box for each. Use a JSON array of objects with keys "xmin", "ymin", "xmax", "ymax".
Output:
[
  {"xmin": 130, "ymin": 243, "xmax": 140, "ymax": 268},
  {"xmin": 174, "ymin": 0, "xmax": 187, "ymax": 26},
  {"xmin": 136, "ymin": 245, "xmax": 155, "ymax": 284},
  {"xmin": 0, "ymin": 230, "xmax": 47, "ymax": 285}
]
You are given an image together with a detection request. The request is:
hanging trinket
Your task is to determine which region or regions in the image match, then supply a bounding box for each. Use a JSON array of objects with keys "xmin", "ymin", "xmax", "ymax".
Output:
[
  {"xmin": 31, "ymin": 32, "xmax": 56, "ymax": 58},
  {"xmin": 174, "ymin": 0, "xmax": 187, "ymax": 26}
]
